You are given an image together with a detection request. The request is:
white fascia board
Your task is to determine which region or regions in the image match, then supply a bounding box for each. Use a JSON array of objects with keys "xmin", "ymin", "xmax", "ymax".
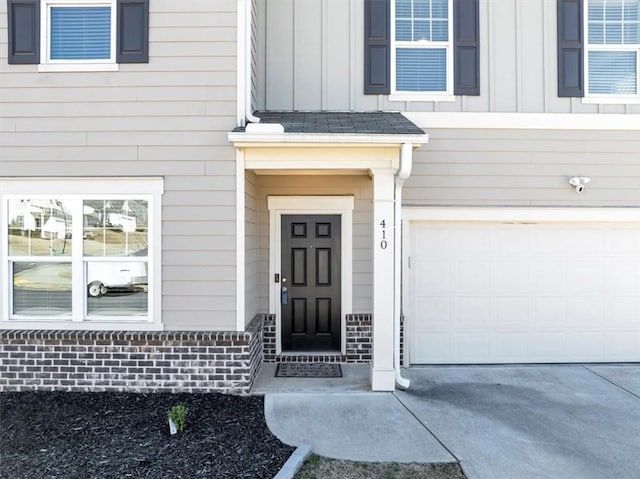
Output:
[
  {"xmin": 403, "ymin": 206, "xmax": 640, "ymax": 223},
  {"xmin": 228, "ymin": 132, "xmax": 429, "ymax": 146},
  {"xmin": 403, "ymin": 112, "xmax": 640, "ymax": 131}
]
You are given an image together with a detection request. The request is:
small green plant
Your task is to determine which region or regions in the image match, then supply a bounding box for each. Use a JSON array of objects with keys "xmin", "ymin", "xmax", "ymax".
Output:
[{"xmin": 167, "ymin": 404, "xmax": 188, "ymax": 433}]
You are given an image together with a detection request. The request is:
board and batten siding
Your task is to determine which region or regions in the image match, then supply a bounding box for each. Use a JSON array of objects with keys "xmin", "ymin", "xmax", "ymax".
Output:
[
  {"xmin": 405, "ymin": 129, "xmax": 640, "ymax": 206},
  {"xmin": 0, "ymin": 0, "xmax": 239, "ymax": 331},
  {"xmin": 257, "ymin": 0, "xmax": 639, "ymax": 114},
  {"xmin": 253, "ymin": 175, "xmax": 374, "ymax": 315}
]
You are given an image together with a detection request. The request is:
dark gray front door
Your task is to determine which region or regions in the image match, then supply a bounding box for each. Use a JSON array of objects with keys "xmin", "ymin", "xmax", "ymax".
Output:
[{"xmin": 281, "ymin": 215, "xmax": 341, "ymax": 351}]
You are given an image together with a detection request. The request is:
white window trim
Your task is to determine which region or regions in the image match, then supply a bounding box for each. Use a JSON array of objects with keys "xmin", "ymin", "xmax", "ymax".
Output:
[
  {"xmin": 583, "ymin": 0, "xmax": 640, "ymax": 104},
  {"xmin": 390, "ymin": 0, "xmax": 454, "ymax": 99},
  {"xmin": 267, "ymin": 196, "xmax": 354, "ymax": 356},
  {"xmin": 39, "ymin": 0, "xmax": 119, "ymax": 73},
  {"xmin": 1, "ymin": 177, "xmax": 163, "ymax": 331}
]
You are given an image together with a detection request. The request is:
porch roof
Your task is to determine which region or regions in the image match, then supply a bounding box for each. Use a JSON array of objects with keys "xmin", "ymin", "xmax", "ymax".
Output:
[{"xmin": 233, "ymin": 111, "xmax": 425, "ymax": 135}]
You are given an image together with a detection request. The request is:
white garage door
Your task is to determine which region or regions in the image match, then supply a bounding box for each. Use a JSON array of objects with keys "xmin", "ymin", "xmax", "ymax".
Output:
[{"xmin": 408, "ymin": 220, "xmax": 640, "ymax": 364}]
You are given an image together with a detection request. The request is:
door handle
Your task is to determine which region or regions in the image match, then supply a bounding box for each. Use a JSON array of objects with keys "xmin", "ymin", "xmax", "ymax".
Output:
[{"xmin": 281, "ymin": 286, "xmax": 288, "ymax": 305}]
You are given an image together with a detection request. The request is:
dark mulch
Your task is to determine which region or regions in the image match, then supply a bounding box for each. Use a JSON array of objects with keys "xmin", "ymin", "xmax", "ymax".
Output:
[{"xmin": 0, "ymin": 391, "xmax": 295, "ymax": 479}]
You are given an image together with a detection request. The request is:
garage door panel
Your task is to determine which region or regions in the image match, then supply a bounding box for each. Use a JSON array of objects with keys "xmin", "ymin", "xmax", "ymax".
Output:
[
  {"xmin": 409, "ymin": 221, "xmax": 640, "ymax": 364},
  {"xmin": 454, "ymin": 333, "xmax": 490, "ymax": 361},
  {"xmin": 606, "ymin": 262, "xmax": 640, "ymax": 292},
  {"xmin": 492, "ymin": 261, "xmax": 530, "ymax": 291},
  {"xmin": 415, "ymin": 260, "xmax": 451, "ymax": 292},
  {"xmin": 455, "ymin": 261, "xmax": 491, "ymax": 291},
  {"xmin": 494, "ymin": 297, "xmax": 530, "ymax": 329},
  {"xmin": 531, "ymin": 261, "xmax": 568, "ymax": 292},
  {"xmin": 453, "ymin": 228, "xmax": 491, "ymax": 254},
  {"xmin": 532, "ymin": 229, "xmax": 569, "ymax": 254},
  {"xmin": 532, "ymin": 297, "xmax": 568, "ymax": 327},
  {"xmin": 415, "ymin": 297, "xmax": 451, "ymax": 329},
  {"xmin": 568, "ymin": 228, "xmax": 606, "ymax": 253},
  {"xmin": 412, "ymin": 332, "xmax": 451, "ymax": 363},
  {"xmin": 453, "ymin": 296, "xmax": 491, "ymax": 328},
  {"xmin": 566, "ymin": 261, "xmax": 606, "ymax": 293}
]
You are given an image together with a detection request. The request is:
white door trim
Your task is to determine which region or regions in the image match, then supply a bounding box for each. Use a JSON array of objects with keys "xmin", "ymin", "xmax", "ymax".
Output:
[{"xmin": 267, "ymin": 196, "xmax": 354, "ymax": 355}]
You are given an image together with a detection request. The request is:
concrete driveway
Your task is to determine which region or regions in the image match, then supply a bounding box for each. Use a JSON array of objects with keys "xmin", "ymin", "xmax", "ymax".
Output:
[{"xmin": 265, "ymin": 365, "xmax": 640, "ymax": 479}]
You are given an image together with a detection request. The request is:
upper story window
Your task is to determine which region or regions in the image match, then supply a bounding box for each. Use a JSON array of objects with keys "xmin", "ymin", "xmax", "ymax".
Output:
[
  {"xmin": 586, "ymin": 0, "xmax": 639, "ymax": 98},
  {"xmin": 42, "ymin": 0, "xmax": 117, "ymax": 69},
  {"xmin": 392, "ymin": 0, "xmax": 453, "ymax": 95},
  {"xmin": 364, "ymin": 0, "xmax": 479, "ymax": 99},
  {"xmin": 7, "ymin": 0, "xmax": 149, "ymax": 69}
]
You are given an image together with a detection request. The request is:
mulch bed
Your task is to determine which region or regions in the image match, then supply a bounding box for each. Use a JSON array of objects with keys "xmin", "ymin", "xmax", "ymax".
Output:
[{"xmin": 0, "ymin": 391, "xmax": 295, "ymax": 479}]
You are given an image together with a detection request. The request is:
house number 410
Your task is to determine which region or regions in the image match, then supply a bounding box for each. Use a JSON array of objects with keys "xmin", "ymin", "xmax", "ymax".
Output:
[{"xmin": 379, "ymin": 220, "xmax": 388, "ymax": 250}]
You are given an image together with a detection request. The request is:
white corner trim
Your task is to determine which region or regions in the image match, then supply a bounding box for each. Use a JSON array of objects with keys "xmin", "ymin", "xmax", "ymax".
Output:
[
  {"xmin": 402, "ymin": 112, "xmax": 640, "ymax": 130},
  {"xmin": 236, "ymin": 149, "xmax": 246, "ymax": 332},
  {"xmin": 267, "ymin": 196, "xmax": 354, "ymax": 355}
]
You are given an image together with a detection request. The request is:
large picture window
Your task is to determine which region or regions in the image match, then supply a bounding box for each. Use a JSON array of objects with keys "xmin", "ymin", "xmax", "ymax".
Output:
[
  {"xmin": 586, "ymin": 0, "xmax": 640, "ymax": 98},
  {"xmin": 1, "ymin": 179, "xmax": 162, "ymax": 329}
]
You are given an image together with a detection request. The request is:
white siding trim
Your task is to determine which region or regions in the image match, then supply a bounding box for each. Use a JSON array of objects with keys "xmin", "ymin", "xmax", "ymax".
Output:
[
  {"xmin": 403, "ymin": 112, "xmax": 640, "ymax": 130},
  {"xmin": 236, "ymin": 149, "xmax": 246, "ymax": 332},
  {"xmin": 267, "ymin": 196, "xmax": 354, "ymax": 355}
]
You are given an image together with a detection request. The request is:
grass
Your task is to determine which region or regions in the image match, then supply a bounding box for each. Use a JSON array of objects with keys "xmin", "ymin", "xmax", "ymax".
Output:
[{"xmin": 295, "ymin": 454, "xmax": 467, "ymax": 479}]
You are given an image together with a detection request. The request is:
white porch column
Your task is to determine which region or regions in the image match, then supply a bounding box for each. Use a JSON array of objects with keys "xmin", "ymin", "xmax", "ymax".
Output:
[{"xmin": 370, "ymin": 168, "xmax": 396, "ymax": 391}]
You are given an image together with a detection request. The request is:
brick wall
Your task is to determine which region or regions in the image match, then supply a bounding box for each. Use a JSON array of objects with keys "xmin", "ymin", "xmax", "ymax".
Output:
[
  {"xmin": 0, "ymin": 317, "xmax": 263, "ymax": 395},
  {"xmin": 263, "ymin": 313, "xmax": 372, "ymax": 363},
  {"xmin": 345, "ymin": 314, "xmax": 372, "ymax": 362}
]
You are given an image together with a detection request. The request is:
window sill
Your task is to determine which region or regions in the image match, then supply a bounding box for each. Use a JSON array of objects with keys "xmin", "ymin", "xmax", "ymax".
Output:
[
  {"xmin": 582, "ymin": 96, "xmax": 640, "ymax": 105},
  {"xmin": 389, "ymin": 93, "xmax": 456, "ymax": 103},
  {"xmin": 38, "ymin": 63, "xmax": 119, "ymax": 73}
]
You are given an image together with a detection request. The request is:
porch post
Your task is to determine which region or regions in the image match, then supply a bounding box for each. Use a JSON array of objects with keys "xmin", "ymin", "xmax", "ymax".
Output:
[{"xmin": 370, "ymin": 168, "xmax": 396, "ymax": 391}]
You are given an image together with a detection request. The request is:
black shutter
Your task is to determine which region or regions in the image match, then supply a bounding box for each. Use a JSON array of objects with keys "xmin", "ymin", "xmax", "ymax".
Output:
[
  {"xmin": 364, "ymin": 0, "xmax": 390, "ymax": 94},
  {"xmin": 453, "ymin": 0, "xmax": 480, "ymax": 96},
  {"xmin": 116, "ymin": 0, "xmax": 149, "ymax": 63},
  {"xmin": 7, "ymin": 0, "xmax": 40, "ymax": 64},
  {"xmin": 557, "ymin": 0, "xmax": 584, "ymax": 97}
]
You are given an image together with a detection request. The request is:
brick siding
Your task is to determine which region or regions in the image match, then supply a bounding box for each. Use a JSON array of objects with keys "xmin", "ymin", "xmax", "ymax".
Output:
[
  {"xmin": 263, "ymin": 313, "xmax": 372, "ymax": 363},
  {"xmin": 0, "ymin": 317, "xmax": 263, "ymax": 395}
]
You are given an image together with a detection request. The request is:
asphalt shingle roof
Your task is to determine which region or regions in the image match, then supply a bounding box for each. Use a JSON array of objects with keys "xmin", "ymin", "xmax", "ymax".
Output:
[{"xmin": 233, "ymin": 111, "xmax": 425, "ymax": 135}]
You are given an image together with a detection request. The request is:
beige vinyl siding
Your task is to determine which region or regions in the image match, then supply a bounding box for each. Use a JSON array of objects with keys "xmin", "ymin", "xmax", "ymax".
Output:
[
  {"xmin": 405, "ymin": 129, "xmax": 640, "ymax": 206},
  {"xmin": 245, "ymin": 171, "xmax": 260, "ymax": 326},
  {"xmin": 0, "ymin": 1, "xmax": 239, "ymax": 331},
  {"xmin": 253, "ymin": 174, "xmax": 374, "ymax": 314},
  {"xmin": 257, "ymin": 0, "xmax": 640, "ymax": 114}
]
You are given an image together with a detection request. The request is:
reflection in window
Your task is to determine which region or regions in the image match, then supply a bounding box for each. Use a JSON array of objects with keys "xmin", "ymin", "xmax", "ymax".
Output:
[
  {"xmin": 8, "ymin": 199, "xmax": 72, "ymax": 256},
  {"xmin": 83, "ymin": 200, "xmax": 148, "ymax": 256},
  {"xmin": 86, "ymin": 261, "xmax": 148, "ymax": 316},
  {"xmin": 12, "ymin": 262, "xmax": 72, "ymax": 316}
]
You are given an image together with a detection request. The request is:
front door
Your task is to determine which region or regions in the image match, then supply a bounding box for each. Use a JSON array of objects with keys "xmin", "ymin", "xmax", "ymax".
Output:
[{"xmin": 281, "ymin": 215, "xmax": 341, "ymax": 351}]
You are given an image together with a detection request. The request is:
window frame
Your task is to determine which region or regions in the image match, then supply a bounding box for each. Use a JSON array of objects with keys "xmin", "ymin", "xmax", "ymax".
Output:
[
  {"xmin": 1, "ymin": 178, "xmax": 163, "ymax": 330},
  {"xmin": 39, "ymin": 0, "xmax": 119, "ymax": 72},
  {"xmin": 390, "ymin": 0, "xmax": 456, "ymax": 101},
  {"xmin": 583, "ymin": 0, "xmax": 640, "ymax": 104}
]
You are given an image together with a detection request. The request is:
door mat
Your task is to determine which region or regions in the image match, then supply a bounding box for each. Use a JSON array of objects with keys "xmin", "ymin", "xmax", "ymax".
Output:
[{"xmin": 275, "ymin": 363, "xmax": 342, "ymax": 378}]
